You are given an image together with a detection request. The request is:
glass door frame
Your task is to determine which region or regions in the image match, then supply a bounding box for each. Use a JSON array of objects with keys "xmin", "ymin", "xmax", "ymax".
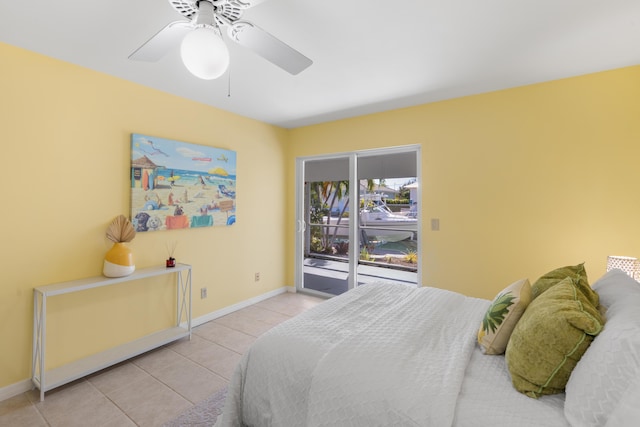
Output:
[{"xmin": 295, "ymin": 145, "xmax": 421, "ymax": 296}]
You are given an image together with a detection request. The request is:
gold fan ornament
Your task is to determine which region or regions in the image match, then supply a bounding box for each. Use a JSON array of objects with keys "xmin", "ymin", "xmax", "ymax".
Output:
[{"xmin": 103, "ymin": 215, "xmax": 136, "ymax": 277}]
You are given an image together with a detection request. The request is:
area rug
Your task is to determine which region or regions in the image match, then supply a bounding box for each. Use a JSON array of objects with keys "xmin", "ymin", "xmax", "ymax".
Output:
[{"xmin": 164, "ymin": 387, "xmax": 227, "ymax": 427}]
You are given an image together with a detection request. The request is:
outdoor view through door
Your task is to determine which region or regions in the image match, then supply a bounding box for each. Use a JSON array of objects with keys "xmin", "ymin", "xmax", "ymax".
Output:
[{"xmin": 298, "ymin": 148, "xmax": 420, "ymax": 296}]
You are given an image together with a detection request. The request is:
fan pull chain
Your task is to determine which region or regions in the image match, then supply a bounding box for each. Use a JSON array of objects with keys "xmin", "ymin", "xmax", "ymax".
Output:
[{"xmin": 227, "ymin": 65, "xmax": 232, "ymax": 98}]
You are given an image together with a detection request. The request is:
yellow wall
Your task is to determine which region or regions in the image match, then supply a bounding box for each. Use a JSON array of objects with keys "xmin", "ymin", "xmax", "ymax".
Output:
[
  {"xmin": 0, "ymin": 42, "xmax": 290, "ymax": 388},
  {"xmin": 3, "ymin": 39, "xmax": 640, "ymax": 392},
  {"xmin": 286, "ymin": 66, "xmax": 640, "ymax": 299}
]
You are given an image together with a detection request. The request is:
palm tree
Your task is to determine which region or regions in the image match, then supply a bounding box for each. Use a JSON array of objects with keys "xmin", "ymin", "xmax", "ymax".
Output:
[
  {"xmin": 313, "ymin": 179, "xmax": 383, "ymax": 251},
  {"xmin": 318, "ymin": 180, "xmax": 349, "ymax": 249}
]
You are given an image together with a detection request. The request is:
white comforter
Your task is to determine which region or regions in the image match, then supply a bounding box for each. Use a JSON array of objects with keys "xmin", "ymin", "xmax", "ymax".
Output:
[{"xmin": 219, "ymin": 283, "xmax": 490, "ymax": 427}]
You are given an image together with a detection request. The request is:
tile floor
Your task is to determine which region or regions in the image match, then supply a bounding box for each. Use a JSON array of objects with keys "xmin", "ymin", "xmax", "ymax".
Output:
[{"xmin": 0, "ymin": 292, "xmax": 325, "ymax": 427}]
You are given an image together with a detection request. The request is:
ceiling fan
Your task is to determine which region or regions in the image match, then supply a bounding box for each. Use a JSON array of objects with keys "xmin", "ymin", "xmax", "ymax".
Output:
[{"xmin": 129, "ymin": 0, "xmax": 313, "ymax": 80}]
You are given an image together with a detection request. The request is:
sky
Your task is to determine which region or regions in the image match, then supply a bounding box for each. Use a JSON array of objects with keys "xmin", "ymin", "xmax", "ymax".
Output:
[
  {"xmin": 380, "ymin": 177, "xmax": 417, "ymax": 190},
  {"xmin": 131, "ymin": 133, "xmax": 237, "ymax": 175}
]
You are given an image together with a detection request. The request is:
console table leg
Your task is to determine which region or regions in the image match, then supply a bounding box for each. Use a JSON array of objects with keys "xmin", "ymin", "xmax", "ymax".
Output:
[{"xmin": 32, "ymin": 291, "xmax": 46, "ymax": 401}]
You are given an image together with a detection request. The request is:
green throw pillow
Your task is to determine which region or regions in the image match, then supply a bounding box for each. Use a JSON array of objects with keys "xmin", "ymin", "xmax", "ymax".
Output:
[
  {"xmin": 530, "ymin": 263, "xmax": 599, "ymax": 308},
  {"xmin": 505, "ymin": 276, "xmax": 604, "ymax": 398}
]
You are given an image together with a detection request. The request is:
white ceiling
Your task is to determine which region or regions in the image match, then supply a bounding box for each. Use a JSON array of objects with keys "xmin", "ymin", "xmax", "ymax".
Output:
[{"xmin": 1, "ymin": 0, "xmax": 639, "ymax": 128}]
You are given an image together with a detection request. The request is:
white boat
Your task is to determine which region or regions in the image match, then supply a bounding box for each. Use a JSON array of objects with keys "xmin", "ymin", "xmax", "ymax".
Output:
[{"xmin": 323, "ymin": 201, "xmax": 417, "ymax": 242}]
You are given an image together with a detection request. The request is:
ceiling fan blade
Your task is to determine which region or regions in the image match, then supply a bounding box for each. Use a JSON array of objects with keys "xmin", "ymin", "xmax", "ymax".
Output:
[
  {"xmin": 129, "ymin": 21, "xmax": 192, "ymax": 62},
  {"xmin": 228, "ymin": 21, "xmax": 312, "ymax": 75},
  {"xmin": 231, "ymin": 0, "xmax": 271, "ymax": 8}
]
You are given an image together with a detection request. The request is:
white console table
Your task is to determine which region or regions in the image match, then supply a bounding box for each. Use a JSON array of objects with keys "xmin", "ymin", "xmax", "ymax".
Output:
[{"xmin": 32, "ymin": 263, "xmax": 192, "ymax": 401}]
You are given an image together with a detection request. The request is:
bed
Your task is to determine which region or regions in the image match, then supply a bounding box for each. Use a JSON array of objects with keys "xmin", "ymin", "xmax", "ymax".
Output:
[{"xmin": 218, "ymin": 267, "xmax": 640, "ymax": 427}]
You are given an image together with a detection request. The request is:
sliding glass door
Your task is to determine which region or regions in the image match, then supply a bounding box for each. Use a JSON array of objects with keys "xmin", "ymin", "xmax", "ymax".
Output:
[
  {"xmin": 354, "ymin": 151, "xmax": 419, "ymax": 289},
  {"xmin": 296, "ymin": 155, "xmax": 352, "ymax": 295},
  {"xmin": 295, "ymin": 146, "xmax": 420, "ymax": 297}
]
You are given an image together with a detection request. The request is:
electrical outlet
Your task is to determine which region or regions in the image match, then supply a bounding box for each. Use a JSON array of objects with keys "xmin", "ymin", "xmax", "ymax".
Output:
[
  {"xmin": 200, "ymin": 287, "xmax": 207, "ymax": 299},
  {"xmin": 254, "ymin": 272, "xmax": 260, "ymax": 282}
]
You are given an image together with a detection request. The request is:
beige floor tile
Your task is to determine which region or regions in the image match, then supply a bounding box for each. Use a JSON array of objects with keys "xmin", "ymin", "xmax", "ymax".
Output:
[
  {"xmin": 34, "ymin": 380, "xmax": 101, "ymax": 412},
  {"xmin": 101, "ymin": 411, "xmax": 137, "ymax": 427},
  {"xmin": 236, "ymin": 305, "xmax": 293, "ymax": 325},
  {"xmin": 114, "ymin": 382, "xmax": 193, "ymax": 426},
  {"xmin": 0, "ymin": 393, "xmax": 47, "ymax": 426},
  {"xmin": 194, "ymin": 322, "xmax": 257, "ymax": 354},
  {"xmin": 106, "ymin": 375, "xmax": 191, "ymax": 426},
  {"xmin": 0, "ymin": 393, "xmax": 35, "ymax": 416},
  {"xmin": 30, "ymin": 380, "xmax": 125, "ymax": 427},
  {"xmin": 254, "ymin": 293, "xmax": 324, "ymax": 316},
  {"xmin": 88, "ymin": 362, "xmax": 151, "ymax": 395},
  {"xmin": 44, "ymin": 396, "xmax": 126, "ymax": 427},
  {"xmin": 132, "ymin": 347, "xmax": 187, "ymax": 375},
  {"xmin": 124, "ymin": 390, "xmax": 191, "ymax": 427},
  {"xmin": 213, "ymin": 313, "xmax": 274, "ymax": 337},
  {"xmin": 167, "ymin": 333, "xmax": 216, "ymax": 357},
  {"xmin": 188, "ymin": 342, "xmax": 242, "ymax": 380},
  {"xmin": 105, "ymin": 375, "xmax": 166, "ymax": 412},
  {"xmin": 253, "ymin": 300, "xmax": 301, "ymax": 316},
  {"xmin": 152, "ymin": 359, "xmax": 228, "ymax": 403},
  {"xmin": 299, "ymin": 295, "xmax": 327, "ymax": 308}
]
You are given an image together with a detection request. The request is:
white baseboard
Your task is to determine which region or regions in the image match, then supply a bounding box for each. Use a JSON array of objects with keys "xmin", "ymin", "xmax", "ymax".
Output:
[
  {"xmin": 0, "ymin": 379, "xmax": 33, "ymax": 402},
  {"xmin": 192, "ymin": 285, "xmax": 295, "ymax": 327},
  {"xmin": 1, "ymin": 285, "xmax": 296, "ymax": 403}
]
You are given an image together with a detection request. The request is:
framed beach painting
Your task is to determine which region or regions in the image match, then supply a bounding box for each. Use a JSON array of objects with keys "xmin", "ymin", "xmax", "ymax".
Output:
[{"xmin": 130, "ymin": 133, "xmax": 237, "ymax": 232}]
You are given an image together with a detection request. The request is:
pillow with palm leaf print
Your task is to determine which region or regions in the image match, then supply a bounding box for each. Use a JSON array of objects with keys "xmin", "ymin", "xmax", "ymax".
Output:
[{"xmin": 478, "ymin": 278, "xmax": 532, "ymax": 355}]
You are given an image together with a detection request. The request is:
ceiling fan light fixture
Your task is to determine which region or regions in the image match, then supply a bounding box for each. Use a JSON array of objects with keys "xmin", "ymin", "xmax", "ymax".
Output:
[{"xmin": 180, "ymin": 26, "xmax": 230, "ymax": 80}]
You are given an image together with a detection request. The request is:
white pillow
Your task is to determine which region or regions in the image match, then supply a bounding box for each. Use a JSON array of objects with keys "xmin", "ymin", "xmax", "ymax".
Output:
[
  {"xmin": 604, "ymin": 374, "xmax": 640, "ymax": 427},
  {"xmin": 564, "ymin": 269, "xmax": 640, "ymax": 427}
]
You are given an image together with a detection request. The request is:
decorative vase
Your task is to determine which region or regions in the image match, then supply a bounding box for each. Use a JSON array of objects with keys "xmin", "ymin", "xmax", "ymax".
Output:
[{"xmin": 103, "ymin": 242, "xmax": 135, "ymax": 277}]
